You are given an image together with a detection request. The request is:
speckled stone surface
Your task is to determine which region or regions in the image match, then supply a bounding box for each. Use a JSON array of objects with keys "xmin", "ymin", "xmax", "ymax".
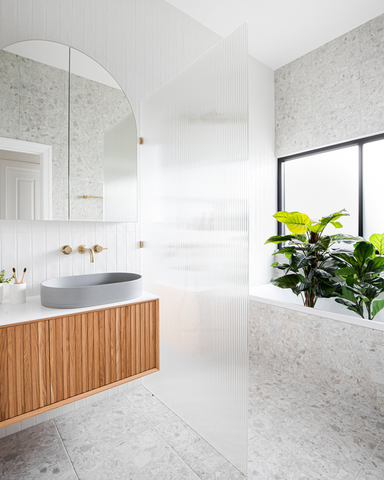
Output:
[
  {"xmin": 275, "ymin": 13, "xmax": 384, "ymax": 157},
  {"xmin": 247, "ymin": 362, "xmax": 384, "ymax": 480},
  {"xmin": 249, "ymin": 299, "xmax": 384, "ymax": 413},
  {"xmin": 0, "ymin": 420, "xmax": 77, "ymax": 480},
  {"xmin": 0, "ymin": 49, "xmax": 133, "ymax": 221},
  {"xmin": 2, "ymin": 377, "xmax": 384, "ymax": 479}
]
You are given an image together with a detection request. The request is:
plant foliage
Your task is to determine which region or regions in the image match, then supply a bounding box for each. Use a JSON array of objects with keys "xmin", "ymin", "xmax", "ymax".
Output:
[
  {"xmin": 331, "ymin": 234, "xmax": 384, "ymax": 320},
  {"xmin": 0, "ymin": 270, "xmax": 14, "ymax": 284},
  {"xmin": 265, "ymin": 209, "xmax": 359, "ymax": 308}
]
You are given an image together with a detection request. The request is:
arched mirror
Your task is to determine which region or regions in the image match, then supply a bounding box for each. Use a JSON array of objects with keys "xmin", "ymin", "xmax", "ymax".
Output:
[{"xmin": 0, "ymin": 40, "xmax": 137, "ymax": 222}]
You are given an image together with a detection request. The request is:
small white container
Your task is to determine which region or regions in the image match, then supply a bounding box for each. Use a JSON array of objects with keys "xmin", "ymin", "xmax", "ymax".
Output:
[
  {"xmin": 0, "ymin": 284, "xmax": 3, "ymax": 304},
  {"xmin": 10, "ymin": 283, "xmax": 27, "ymax": 305}
]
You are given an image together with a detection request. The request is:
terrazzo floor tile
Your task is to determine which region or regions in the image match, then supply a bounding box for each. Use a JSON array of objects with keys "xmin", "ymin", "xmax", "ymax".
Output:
[
  {"xmin": 0, "ymin": 421, "xmax": 77, "ymax": 480},
  {"xmin": 54, "ymin": 393, "xmax": 199, "ymax": 480},
  {"xmin": 356, "ymin": 439, "xmax": 384, "ymax": 479},
  {"xmin": 205, "ymin": 461, "xmax": 245, "ymax": 479},
  {"xmin": 122, "ymin": 385, "xmax": 179, "ymax": 427},
  {"xmin": 247, "ymin": 448, "xmax": 325, "ymax": 480},
  {"xmin": 155, "ymin": 416, "xmax": 228, "ymax": 479}
]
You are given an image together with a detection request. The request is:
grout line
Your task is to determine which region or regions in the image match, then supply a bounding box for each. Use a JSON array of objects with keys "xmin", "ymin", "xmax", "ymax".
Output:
[
  {"xmin": 53, "ymin": 419, "xmax": 81, "ymax": 480},
  {"xmin": 119, "ymin": 388, "xmax": 203, "ymax": 479},
  {"xmin": 121, "ymin": 385, "xmax": 244, "ymax": 478},
  {"xmin": 352, "ymin": 436, "xmax": 383, "ymax": 480}
]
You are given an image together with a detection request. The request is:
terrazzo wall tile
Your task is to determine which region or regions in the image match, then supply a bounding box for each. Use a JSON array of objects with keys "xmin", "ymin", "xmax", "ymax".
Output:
[
  {"xmin": 275, "ymin": 13, "xmax": 384, "ymax": 157},
  {"xmin": 249, "ymin": 299, "xmax": 384, "ymax": 412}
]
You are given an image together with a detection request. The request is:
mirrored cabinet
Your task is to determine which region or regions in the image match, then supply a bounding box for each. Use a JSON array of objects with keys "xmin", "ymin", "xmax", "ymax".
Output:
[{"xmin": 0, "ymin": 40, "xmax": 138, "ymax": 222}]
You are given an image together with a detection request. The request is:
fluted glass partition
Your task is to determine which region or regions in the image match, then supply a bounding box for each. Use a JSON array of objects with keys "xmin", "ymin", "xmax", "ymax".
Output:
[{"xmin": 141, "ymin": 25, "xmax": 249, "ymax": 473}]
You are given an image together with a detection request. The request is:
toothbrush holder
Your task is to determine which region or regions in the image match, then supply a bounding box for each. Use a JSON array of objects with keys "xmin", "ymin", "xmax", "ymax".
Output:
[{"xmin": 10, "ymin": 283, "xmax": 27, "ymax": 305}]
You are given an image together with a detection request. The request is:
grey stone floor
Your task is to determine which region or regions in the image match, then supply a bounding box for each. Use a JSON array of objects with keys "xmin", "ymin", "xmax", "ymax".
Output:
[{"xmin": 1, "ymin": 364, "xmax": 384, "ymax": 479}]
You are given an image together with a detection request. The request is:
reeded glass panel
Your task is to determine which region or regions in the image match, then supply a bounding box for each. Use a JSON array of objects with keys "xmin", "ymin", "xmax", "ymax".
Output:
[
  {"xmin": 284, "ymin": 146, "xmax": 359, "ymax": 234},
  {"xmin": 363, "ymin": 139, "xmax": 384, "ymax": 239},
  {"xmin": 141, "ymin": 25, "xmax": 248, "ymax": 473}
]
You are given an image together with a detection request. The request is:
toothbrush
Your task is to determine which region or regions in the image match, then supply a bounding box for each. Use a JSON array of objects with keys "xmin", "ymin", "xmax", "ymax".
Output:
[
  {"xmin": 20, "ymin": 268, "xmax": 27, "ymax": 284},
  {"xmin": 13, "ymin": 267, "xmax": 18, "ymax": 284}
]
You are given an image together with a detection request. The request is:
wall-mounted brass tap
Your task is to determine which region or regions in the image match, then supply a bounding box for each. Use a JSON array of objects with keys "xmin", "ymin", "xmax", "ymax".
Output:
[{"xmin": 78, "ymin": 245, "xmax": 95, "ymax": 263}]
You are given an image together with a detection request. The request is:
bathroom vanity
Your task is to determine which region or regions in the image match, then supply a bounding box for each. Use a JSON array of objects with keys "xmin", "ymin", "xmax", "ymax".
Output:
[{"xmin": 0, "ymin": 294, "xmax": 159, "ymax": 428}]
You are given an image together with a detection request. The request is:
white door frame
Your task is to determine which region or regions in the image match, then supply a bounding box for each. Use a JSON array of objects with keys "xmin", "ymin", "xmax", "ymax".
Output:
[{"xmin": 0, "ymin": 137, "xmax": 53, "ymax": 220}]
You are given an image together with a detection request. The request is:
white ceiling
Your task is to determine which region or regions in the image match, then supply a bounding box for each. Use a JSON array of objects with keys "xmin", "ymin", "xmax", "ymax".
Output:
[{"xmin": 166, "ymin": 0, "xmax": 384, "ymax": 70}]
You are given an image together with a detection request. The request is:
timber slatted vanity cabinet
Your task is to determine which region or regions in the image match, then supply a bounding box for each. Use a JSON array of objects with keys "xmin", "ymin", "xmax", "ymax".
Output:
[{"xmin": 0, "ymin": 293, "xmax": 159, "ymax": 428}]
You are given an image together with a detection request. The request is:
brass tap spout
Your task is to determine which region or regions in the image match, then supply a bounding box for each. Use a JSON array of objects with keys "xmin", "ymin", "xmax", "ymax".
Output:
[{"xmin": 78, "ymin": 245, "xmax": 95, "ymax": 263}]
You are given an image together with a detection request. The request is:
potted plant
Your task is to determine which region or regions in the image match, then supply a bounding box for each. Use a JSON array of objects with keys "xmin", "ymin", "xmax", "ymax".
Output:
[
  {"xmin": 331, "ymin": 234, "xmax": 384, "ymax": 320},
  {"xmin": 0, "ymin": 270, "xmax": 15, "ymax": 304},
  {"xmin": 265, "ymin": 210, "xmax": 359, "ymax": 307}
]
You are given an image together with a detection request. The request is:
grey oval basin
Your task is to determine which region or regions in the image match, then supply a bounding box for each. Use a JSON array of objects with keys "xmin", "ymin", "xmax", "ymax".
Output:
[{"xmin": 40, "ymin": 272, "xmax": 142, "ymax": 309}]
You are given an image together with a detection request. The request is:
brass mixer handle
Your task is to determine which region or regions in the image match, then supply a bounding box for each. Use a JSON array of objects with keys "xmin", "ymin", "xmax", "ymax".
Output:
[
  {"xmin": 61, "ymin": 245, "xmax": 73, "ymax": 255},
  {"xmin": 93, "ymin": 244, "xmax": 108, "ymax": 253}
]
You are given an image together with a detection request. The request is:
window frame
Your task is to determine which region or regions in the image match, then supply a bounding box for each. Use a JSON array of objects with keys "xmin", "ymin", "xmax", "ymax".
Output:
[{"xmin": 277, "ymin": 133, "xmax": 384, "ymax": 238}]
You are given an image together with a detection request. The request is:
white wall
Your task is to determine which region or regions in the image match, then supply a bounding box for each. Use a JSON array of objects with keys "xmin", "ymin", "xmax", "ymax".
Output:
[
  {"xmin": 249, "ymin": 57, "xmax": 276, "ymax": 288},
  {"xmin": 0, "ymin": 0, "xmax": 221, "ymax": 299}
]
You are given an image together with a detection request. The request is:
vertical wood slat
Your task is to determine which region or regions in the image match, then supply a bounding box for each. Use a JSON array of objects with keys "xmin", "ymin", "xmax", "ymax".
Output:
[
  {"xmin": 120, "ymin": 308, "xmax": 127, "ymax": 380},
  {"xmin": 31, "ymin": 323, "xmax": 40, "ymax": 409},
  {"xmin": 93, "ymin": 312, "xmax": 100, "ymax": 389},
  {"xmin": 136, "ymin": 305, "xmax": 142, "ymax": 373},
  {"xmin": 150, "ymin": 301, "xmax": 156, "ymax": 369},
  {"xmin": 145, "ymin": 302, "xmax": 150, "ymax": 371},
  {"xmin": 23, "ymin": 324, "xmax": 32, "ymax": 413},
  {"xmin": 40, "ymin": 321, "xmax": 49, "ymax": 408},
  {"xmin": 88, "ymin": 313, "xmax": 94, "ymax": 391},
  {"xmin": 115, "ymin": 309, "xmax": 121, "ymax": 382},
  {"xmin": 0, "ymin": 328, "xmax": 8, "ymax": 421},
  {"xmin": 130, "ymin": 305, "xmax": 136, "ymax": 375},
  {"xmin": 62, "ymin": 317, "xmax": 70, "ymax": 400},
  {"xmin": 7, "ymin": 327, "xmax": 17, "ymax": 419},
  {"xmin": 110, "ymin": 309, "xmax": 116, "ymax": 384},
  {"xmin": 99, "ymin": 312, "xmax": 105, "ymax": 386},
  {"xmin": 0, "ymin": 321, "xmax": 49, "ymax": 421},
  {"xmin": 1, "ymin": 300, "xmax": 159, "ymax": 423},
  {"xmin": 81, "ymin": 315, "xmax": 88, "ymax": 393},
  {"xmin": 69, "ymin": 316, "xmax": 76, "ymax": 398},
  {"xmin": 49, "ymin": 320, "xmax": 56, "ymax": 403}
]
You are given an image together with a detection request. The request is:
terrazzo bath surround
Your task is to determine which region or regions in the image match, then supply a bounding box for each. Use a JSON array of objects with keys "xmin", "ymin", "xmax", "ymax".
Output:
[{"xmin": 249, "ymin": 287, "xmax": 384, "ymax": 413}]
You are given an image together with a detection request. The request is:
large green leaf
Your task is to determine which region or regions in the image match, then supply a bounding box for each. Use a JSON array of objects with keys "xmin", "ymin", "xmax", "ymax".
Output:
[
  {"xmin": 273, "ymin": 211, "xmax": 291, "ymax": 222},
  {"xmin": 273, "ymin": 211, "xmax": 310, "ymax": 231},
  {"xmin": 284, "ymin": 212, "xmax": 311, "ymax": 235},
  {"xmin": 271, "ymin": 274, "xmax": 300, "ymax": 289},
  {"xmin": 320, "ymin": 209, "xmax": 349, "ymax": 226},
  {"xmin": 366, "ymin": 256, "xmax": 384, "ymax": 274},
  {"xmin": 272, "ymin": 247, "xmax": 296, "ymax": 256},
  {"xmin": 370, "ymin": 233, "xmax": 384, "ymax": 255},
  {"xmin": 308, "ymin": 222, "xmax": 324, "ymax": 233},
  {"xmin": 335, "ymin": 298, "xmax": 363, "ymax": 318},
  {"xmin": 297, "ymin": 256, "xmax": 317, "ymax": 269},
  {"xmin": 331, "ymin": 221, "xmax": 343, "ymax": 229},
  {"xmin": 336, "ymin": 267, "xmax": 356, "ymax": 277},
  {"xmin": 341, "ymin": 285, "xmax": 356, "ymax": 303},
  {"xmin": 265, "ymin": 235, "xmax": 297, "ymax": 245},
  {"xmin": 354, "ymin": 241, "xmax": 374, "ymax": 266},
  {"xmin": 372, "ymin": 300, "xmax": 384, "ymax": 318},
  {"xmin": 330, "ymin": 234, "xmax": 363, "ymax": 243}
]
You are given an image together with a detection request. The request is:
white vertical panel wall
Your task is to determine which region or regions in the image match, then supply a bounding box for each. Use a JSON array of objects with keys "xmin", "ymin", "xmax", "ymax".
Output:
[
  {"xmin": 0, "ymin": 0, "xmax": 222, "ymax": 439},
  {"xmin": 141, "ymin": 25, "xmax": 249, "ymax": 473}
]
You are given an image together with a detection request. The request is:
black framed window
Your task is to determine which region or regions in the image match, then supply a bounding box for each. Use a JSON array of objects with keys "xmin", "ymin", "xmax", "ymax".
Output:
[{"xmin": 278, "ymin": 133, "xmax": 384, "ymax": 238}]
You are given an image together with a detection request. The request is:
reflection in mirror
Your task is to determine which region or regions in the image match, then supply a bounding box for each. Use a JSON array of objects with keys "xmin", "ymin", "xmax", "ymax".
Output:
[
  {"xmin": 0, "ymin": 40, "xmax": 138, "ymax": 222},
  {"xmin": 0, "ymin": 41, "xmax": 69, "ymax": 220},
  {"xmin": 69, "ymin": 49, "xmax": 137, "ymax": 222}
]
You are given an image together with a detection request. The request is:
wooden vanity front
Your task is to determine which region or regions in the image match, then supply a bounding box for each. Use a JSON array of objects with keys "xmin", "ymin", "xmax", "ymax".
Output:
[{"xmin": 0, "ymin": 298, "xmax": 159, "ymax": 428}]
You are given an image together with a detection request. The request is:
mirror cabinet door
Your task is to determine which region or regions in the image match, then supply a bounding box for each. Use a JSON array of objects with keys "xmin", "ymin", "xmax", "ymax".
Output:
[
  {"xmin": 0, "ymin": 40, "xmax": 137, "ymax": 222},
  {"xmin": 0, "ymin": 41, "xmax": 69, "ymax": 221},
  {"xmin": 69, "ymin": 48, "xmax": 137, "ymax": 222}
]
